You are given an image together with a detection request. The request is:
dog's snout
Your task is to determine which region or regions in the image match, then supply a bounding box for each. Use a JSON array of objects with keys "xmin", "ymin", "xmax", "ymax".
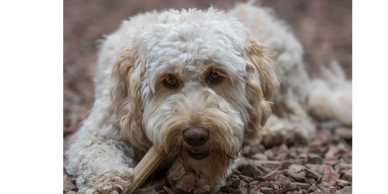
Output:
[{"xmin": 183, "ymin": 127, "xmax": 209, "ymax": 146}]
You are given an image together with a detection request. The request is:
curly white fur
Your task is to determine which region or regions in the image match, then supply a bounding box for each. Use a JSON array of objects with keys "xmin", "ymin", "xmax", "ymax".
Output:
[{"xmin": 65, "ymin": 2, "xmax": 351, "ymax": 194}]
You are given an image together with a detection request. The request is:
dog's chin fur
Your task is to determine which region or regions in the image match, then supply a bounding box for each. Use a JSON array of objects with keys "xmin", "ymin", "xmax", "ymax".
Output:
[
  {"xmin": 180, "ymin": 149, "xmax": 232, "ymax": 176},
  {"xmin": 167, "ymin": 150, "xmax": 232, "ymax": 194},
  {"xmin": 65, "ymin": 2, "xmax": 351, "ymax": 194}
]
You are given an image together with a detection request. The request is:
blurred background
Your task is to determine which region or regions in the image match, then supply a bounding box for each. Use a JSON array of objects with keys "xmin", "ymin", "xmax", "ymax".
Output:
[{"xmin": 63, "ymin": 0, "xmax": 351, "ymax": 137}]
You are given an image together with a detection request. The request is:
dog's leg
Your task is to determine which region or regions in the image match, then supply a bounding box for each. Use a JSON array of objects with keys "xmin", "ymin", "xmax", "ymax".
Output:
[
  {"xmin": 65, "ymin": 123, "xmax": 135, "ymax": 194},
  {"xmin": 260, "ymin": 91, "xmax": 315, "ymax": 146}
]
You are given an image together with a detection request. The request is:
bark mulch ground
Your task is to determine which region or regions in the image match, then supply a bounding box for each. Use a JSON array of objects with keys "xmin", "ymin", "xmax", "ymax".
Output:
[{"xmin": 64, "ymin": 124, "xmax": 352, "ymax": 194}]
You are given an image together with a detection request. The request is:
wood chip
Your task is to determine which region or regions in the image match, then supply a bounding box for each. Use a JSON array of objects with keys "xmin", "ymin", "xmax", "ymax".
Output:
[
  {"xmin": 283, "ymin": 170, "xmax": 305, "ymax": 182},
  {"xmin": 341, "ymin": 169, "xmax": 352, "ymax": 182},
  {"xmin": 239, "ymin": 175, "xmax": 254, "ymax": 182},
  {"xmin": 241, "ymin": 164, "xmax": 264, "ymax": 178},
  {"xmin": 263, "ymin": 169, "xmax": 282, "ymax": 181},
  {"xmin": 260, "ymin": 187, "xmax": 274, "ymax": 194}
]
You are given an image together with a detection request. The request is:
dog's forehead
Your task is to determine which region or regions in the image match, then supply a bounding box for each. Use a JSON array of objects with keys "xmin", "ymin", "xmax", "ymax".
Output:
[{"xmin": 143, "ymin": 8, "xmax": 248, "ymax": 80}]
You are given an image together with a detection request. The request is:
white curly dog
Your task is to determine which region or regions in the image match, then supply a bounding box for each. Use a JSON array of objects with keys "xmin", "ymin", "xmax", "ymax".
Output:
[{"xmin": 65, "ymin": 3, "xmax": 352, "ymax": 194}]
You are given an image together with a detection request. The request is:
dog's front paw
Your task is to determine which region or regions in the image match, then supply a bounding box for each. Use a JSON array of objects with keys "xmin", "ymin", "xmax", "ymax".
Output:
[{"xmin": 77, "ymin": 168, "xmax": 133, "ymax": 194}]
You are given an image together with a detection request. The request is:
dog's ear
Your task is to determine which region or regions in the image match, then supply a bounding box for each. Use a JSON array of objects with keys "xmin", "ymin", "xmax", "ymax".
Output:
[
  {"xmin": 243, "ymin": 35, "xmax": 279, "ymax": 143},
  {"xmin": 111, "ymin": 46, "xmax": 152, "ymax": 151}
]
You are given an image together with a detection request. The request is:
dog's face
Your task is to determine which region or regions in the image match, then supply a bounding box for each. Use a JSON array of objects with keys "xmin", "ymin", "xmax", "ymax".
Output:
[{"xmin": 111, "ymin": 8, "xmax": 278, "ymax": 177}]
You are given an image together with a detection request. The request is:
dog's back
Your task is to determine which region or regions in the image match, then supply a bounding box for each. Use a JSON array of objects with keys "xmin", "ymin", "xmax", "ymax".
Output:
[{"xmin": 228, "ymin": 3, "xmax": 315, "ymax": 145}]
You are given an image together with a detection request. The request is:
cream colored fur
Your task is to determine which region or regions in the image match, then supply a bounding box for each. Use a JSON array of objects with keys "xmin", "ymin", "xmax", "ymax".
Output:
[
  {"xmin": 307, "ymin": 61, "xmax": 352, "ymax": 126},
  {"xmin": 65, "ymin": 2, "xmax": 351, "ymax": 194}
]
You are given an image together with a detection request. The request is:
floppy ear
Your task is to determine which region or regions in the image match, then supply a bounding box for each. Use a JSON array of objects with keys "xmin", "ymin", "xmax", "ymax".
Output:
[
  {"xmin": 243, "ymin": 35, "xmax": 279, "ymax": 143},
  {"xmin": 110, "ymin": 46, "xmax": 152, "ymax": 151}
]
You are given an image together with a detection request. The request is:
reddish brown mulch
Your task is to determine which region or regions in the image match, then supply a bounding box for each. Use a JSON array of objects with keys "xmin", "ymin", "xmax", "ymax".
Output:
[
  {"xmin": 64, "ymin": 1, "xmax": 352, "ymax": 194},
  {"xmin": 63, "ymin": 126, "xmax": 352, "ymax": 194}
]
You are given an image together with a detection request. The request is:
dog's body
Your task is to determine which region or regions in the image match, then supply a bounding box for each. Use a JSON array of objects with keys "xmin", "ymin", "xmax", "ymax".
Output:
[{"xmin": 65, "ymin": 3, "xmax": 351, "ymax": 194}]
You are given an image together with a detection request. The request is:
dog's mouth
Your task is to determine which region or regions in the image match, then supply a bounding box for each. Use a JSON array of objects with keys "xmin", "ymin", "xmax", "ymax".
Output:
[{"xmin": 186, "ymin": 148, "xmax": 210, "ymax": 160}]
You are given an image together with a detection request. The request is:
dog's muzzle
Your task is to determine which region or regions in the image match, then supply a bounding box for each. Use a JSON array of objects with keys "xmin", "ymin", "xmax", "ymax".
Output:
[{"xmin": 183, "ymin": 127, "xmax": 210, "ymax": 160}]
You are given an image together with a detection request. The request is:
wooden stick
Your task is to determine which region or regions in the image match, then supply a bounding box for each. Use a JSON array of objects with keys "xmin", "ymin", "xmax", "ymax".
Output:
[{"xmin": 125, "ymin": 146, "xmax": 168, "ymax": 194}]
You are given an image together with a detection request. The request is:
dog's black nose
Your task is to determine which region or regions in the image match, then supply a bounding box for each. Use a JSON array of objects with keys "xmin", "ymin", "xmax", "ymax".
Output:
[{"xmin": 183, "ymin": 127, "xmax": 209, "ymax": 146}]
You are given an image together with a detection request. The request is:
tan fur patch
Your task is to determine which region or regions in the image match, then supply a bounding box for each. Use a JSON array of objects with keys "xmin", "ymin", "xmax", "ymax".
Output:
[
  {"xmin": 243, "ymin": 35, "xmax": 280, "ymax": 143},
  {"xmin": 111, "ymin": 48, "xmax": 152, "ymax": 151}
]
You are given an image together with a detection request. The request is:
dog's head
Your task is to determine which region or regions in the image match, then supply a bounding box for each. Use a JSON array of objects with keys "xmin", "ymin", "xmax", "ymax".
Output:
[{"xmin": 111, "ymin": 8, "xmax": 279, "ymax": 177}]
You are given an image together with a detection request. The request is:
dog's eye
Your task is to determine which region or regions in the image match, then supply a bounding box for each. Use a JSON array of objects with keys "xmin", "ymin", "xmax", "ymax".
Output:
[
  {"xmin": 208, "ymin": 71, "xmax": 222, "ymax": 84},
  {"xmin": 163, "ymin": 76, "xmax": 177, "ymax": 88}
]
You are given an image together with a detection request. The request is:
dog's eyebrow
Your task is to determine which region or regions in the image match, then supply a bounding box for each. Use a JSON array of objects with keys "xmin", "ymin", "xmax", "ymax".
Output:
[
  {"xmin": 204, "ymin": 67, "xmax": 228, "ymax": 78},
  {"xmin": 205, "ymin": 64, "xmax": 245, "ymax": 85},
  {"xmin": 149, "ymin": 71, "xmax": 184, "ymax": 93}
]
